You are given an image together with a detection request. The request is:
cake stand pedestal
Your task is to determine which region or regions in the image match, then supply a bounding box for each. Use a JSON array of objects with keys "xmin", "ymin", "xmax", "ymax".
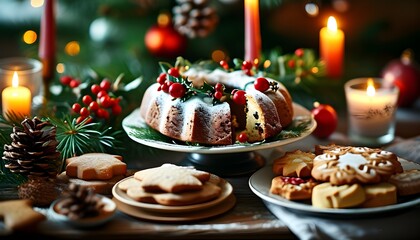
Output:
[{"xmin": 181, "ymin": 152, "xmax": 265, "ymax": 177}]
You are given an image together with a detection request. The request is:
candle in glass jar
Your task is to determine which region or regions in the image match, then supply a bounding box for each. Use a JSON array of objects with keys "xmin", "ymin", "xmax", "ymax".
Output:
[
  {"xmin": 320, "ymin": 16, "xmax": 344, "ymax": 79},
  {"xmin": 2, "ymin": 71, "xmax": 32, "ymax": 119},
  {"xmin": 345, "ymin": 78, "xmax": 399, "ymax": 145}
]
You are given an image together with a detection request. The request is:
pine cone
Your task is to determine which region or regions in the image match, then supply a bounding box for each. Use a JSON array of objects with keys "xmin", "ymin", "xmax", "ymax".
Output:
[
  {"xmin": 2, "ymin": 117, "xmax": 61, "ymax": 178},
  {"xmin": 56, "ymin": 183, "xmax": 105, "ymax": 220},
  {"xmin": 18, "ymin": 176, "xmax": 63, "ymax": 207},
  {"xmin": 173, "ymin": 0, "xmax": 218, "ymax": 38}
]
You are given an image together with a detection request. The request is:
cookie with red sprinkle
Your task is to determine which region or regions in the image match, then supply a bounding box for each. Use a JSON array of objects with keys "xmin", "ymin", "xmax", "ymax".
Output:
[{"xmin": 270, "ymin": 176, "xmax": 318, "ymax": 200}]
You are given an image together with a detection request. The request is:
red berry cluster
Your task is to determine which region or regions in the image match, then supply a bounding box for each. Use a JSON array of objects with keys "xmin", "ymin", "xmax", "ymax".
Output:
[
  {"xmin": 156, "ymin": 67, "xmax": 187, "ymax": 99},
  {"xmin": 213, "ymin": 83, "xmax": 225, "ymax": 100},
  {"xmin": 241, "ymin": 60, "xmax": 254, "ymax": 76},
  {"xmin": 60, "ymin": 75, "xmax": 81, "ymax": 88},
  {"xmin": 287, "ymin": 48, "xmax": 305, "ymax": 69},
  {"xmin": 71, "ymin": 78, "xmax": 122, "ymax": 124}
]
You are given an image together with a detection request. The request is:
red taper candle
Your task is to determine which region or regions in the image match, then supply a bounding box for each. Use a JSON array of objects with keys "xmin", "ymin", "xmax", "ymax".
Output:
[
  {"xmin": 38, "ymin": 0, "xmax": 56, "ymax": 99},
  {"xmin": 244, "ymin": 0, "xmax": 261, "ymax": 63}
]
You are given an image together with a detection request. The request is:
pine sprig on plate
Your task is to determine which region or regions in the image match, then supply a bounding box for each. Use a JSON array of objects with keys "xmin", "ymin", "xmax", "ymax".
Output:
[{"xmin": 275, "ymin": 117, "xmax": 312, "ymax": 140}]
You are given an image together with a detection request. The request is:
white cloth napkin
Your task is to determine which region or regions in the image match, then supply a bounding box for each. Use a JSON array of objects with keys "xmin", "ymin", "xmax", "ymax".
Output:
[{"xmin": 264, "ymin": 201, "xmax": 420, "ymax": 240}]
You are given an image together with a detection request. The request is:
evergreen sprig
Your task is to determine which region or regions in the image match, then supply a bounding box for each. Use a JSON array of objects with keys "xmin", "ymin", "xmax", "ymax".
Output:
[
  {"xmin": 275, "ymin": 117, "xmax": 312, "ymax": 140},
  {"xmin": 50, "ymin": 116, "xmax": 122, "ymax": 171}
]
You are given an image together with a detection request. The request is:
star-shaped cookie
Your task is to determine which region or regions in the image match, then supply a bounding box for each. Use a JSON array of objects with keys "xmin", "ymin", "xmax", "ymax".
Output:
[
  {"xmin": 66, "ymin": 153, "xmax": 126, "ymax": 180},
  {"xmin": 134, "ymin": 164, "xmax": 210, "ymax": 193},
  {"xmin": 0, "ymin": 199, "xmax": 46, "ymax": 231}
]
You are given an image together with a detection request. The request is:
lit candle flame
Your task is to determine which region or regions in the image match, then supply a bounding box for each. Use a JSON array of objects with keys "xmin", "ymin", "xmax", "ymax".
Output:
[
  {"xmin": 366, "ymin": 78, "xmax": 376, "ymax": 97},
  {"xmin": 12, "ymin": 71, "xmax": 19, "ymax": 88},
  {"xmin": 327, "ymin": 16, "xmax": 338, "ymax": 32}
]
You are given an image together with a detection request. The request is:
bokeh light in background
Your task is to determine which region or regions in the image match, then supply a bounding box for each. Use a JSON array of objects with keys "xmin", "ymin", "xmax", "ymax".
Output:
[
  {"xmin": 23, "ymin": 30, "xmax": 37, "ymax": 44},
  {"xmin": 31, "ymin": 0, "xmax": 44, "ymax": 8},
  {"xmin": 56, "ymin": 63, "xmax": 65, "ymax": 74},
  {"xmin": 263, "ymin": 60, "xmax": 271, "ymax": 69},
  {"xmin": 305, "ymin": 1, "xmax": 319, "ymax": 16},
  {"xmin": 158, "ymin": 12, "xmax": 170, "ymax": 27},
  {"xmin": 64, "ymin": 41, "xmax": 80, "ymax": 56},
  {"xmin": 211, "ymin": 49, "xmax": 225, "ymax": 63}
]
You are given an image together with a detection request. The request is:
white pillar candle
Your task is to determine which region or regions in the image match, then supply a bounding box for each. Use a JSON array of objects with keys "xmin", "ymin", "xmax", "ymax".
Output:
[{"xmin": 345, "ymin": 78, "xmax": 399, "ymax": 145}]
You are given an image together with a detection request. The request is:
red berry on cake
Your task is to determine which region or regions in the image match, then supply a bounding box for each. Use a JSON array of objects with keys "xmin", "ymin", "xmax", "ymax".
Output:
[
  {"xmin": 232, "ymin": 90, "xmax": 246, "ymax": 105},
  {"xmin": 157, "ymin": 73, "xmax": 167, "ymax": 85},
  {"xmin": 215, "ymin": 83, "xmax": 224, "ymax": 92},
  {"xmin": 219, "ymin": 60, "xmax": 229, "ymax": 70},
  {"xmin": 237, "ymin": 132, "xmax": 248, "ymax": 143},
  {"xmin": 169, "ymin": 83, "xmax": 186, "ymax": 98},
  {"xmin": 214, "ymin": 91, "xmax": 223, "ymax": 100},
  {"xmin": 254, "ymin": 77, "xmax": 270, "ymax": 92},
  {"xmin": 242, "ymin": 61, "xmax": 253, "ymax": 70},
  {"xmin": 168, "ymin": 68, "xmax": 180, "ymax": 78}
]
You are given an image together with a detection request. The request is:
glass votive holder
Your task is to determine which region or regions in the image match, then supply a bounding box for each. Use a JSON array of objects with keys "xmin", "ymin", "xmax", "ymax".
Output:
[
  {"xmin": 344, "ymin": 77, "xmax": 399, "ymax": 147},
  {"xmin": 0, "ymin": 57, "xmax": 43, "ymax": 104}
]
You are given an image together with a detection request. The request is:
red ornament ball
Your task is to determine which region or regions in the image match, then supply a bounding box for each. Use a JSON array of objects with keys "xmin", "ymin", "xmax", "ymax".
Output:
[
  {"xmin": 381, "ymin": 49, "xmax": 420, "ymax": 107},
  {"xmin": 311, "ymin": 104, "xmax": 337, "ymax": 139},
  {"xmin": 144, "ymin": 24, "xmax": 187, "ymax": 58}
]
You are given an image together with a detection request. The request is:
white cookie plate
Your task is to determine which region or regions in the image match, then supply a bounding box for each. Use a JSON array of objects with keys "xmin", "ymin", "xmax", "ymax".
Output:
[
  {"xmin": 112, "ymin": 175, "xmax": 233, "ymax": 213},
  {"xmin": 249, "ymin": 158, "xmax": 420, "ymax": 217}
]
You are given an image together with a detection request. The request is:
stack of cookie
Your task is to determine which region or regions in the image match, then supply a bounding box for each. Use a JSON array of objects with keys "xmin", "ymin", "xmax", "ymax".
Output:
[
  {"xmin": 270, "ymin": 145, "xmax": 420, "ymax": 209},
  {"xmin": 58, "ymin": 153, "xmax": 128, "ymax": 195},
  {"xmin": 116, "ymin": 164, "xmax": 222, "ymax": 206}
]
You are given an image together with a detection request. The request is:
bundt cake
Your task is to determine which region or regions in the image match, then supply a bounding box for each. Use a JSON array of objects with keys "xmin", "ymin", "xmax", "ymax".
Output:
[{"xmin": 139, "ymin": 67, "xmax": 294, "ymax": 145}]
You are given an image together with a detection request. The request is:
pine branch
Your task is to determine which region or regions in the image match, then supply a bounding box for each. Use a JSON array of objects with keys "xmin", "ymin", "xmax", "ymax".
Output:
[{"xmin": 50, "ymin": 116, "xmax": 122, "ymax": 170}]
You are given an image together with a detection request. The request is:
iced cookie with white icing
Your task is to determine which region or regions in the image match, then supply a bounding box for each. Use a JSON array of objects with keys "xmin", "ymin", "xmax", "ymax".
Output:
[{"xmin": 311, "ymin": 146, "xmax": 402, "ymax": 185}]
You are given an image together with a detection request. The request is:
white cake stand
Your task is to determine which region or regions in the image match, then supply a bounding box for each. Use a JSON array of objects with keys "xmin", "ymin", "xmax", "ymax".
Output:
[{"xmin": 122, "ymin": 103, "xmax": 316, "ymax": 176}]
